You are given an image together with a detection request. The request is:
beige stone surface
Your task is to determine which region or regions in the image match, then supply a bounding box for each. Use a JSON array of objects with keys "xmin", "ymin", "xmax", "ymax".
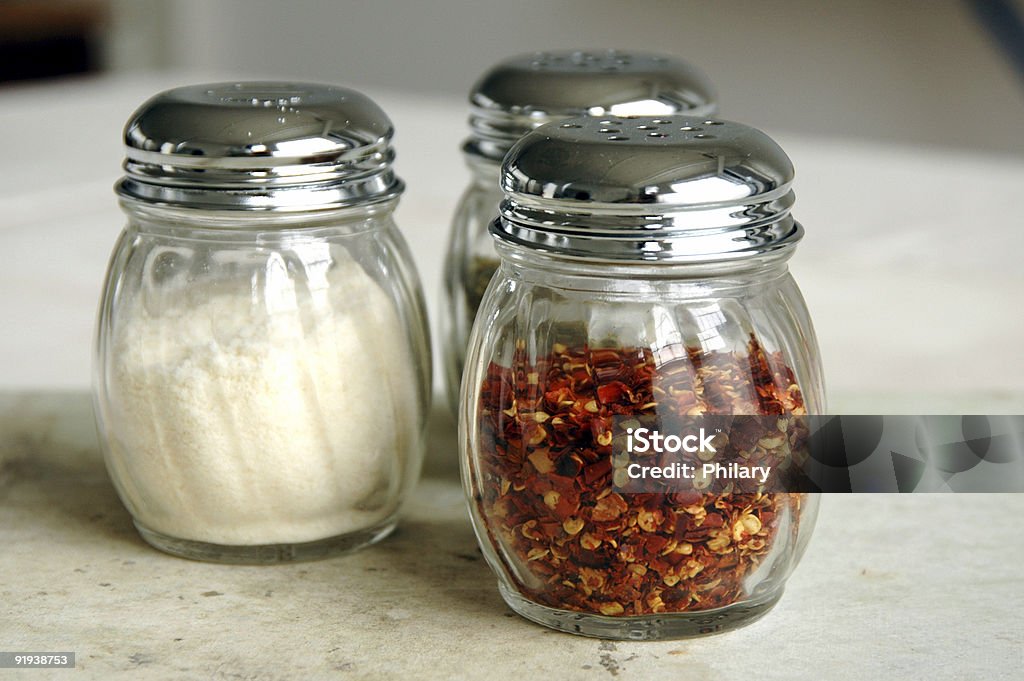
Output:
[{"xmin": 1, "ymin": 392, "xmax": 1022, "ymax": 679}]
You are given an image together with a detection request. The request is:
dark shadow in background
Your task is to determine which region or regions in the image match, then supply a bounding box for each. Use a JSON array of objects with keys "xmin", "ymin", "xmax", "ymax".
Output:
[
  {"xmin": 0, "ymin": 1, "xmax": 106, "ymax": 84},
  {"xmin": 968, "ymin": 0, "xmax": 1024, "ymax": 86}
]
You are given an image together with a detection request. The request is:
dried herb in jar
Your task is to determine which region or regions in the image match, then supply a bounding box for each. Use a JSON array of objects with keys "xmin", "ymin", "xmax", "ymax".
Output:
[
  {"xmin": 474, "ymin": 335, "xmax": 807, "ymax": 616},
  {"xmin": 465, "ymin": 256, "xmax": 501, "ymax": 320}
]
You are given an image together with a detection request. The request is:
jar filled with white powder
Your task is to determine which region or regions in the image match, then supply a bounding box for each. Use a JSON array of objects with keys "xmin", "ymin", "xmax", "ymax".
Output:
[{"xmin": 93, "ymin": 82, "xmax": 431, "ymax": 563}]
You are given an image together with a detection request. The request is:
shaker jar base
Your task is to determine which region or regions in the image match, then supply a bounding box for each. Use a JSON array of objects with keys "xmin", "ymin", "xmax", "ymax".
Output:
[
  {"xmin": 497, "ymin": 582, "xmax": 784, "ymax": 640},
  {"xmin": 133, "ymin": 518, "xmax": 398, "ymax": 564}
]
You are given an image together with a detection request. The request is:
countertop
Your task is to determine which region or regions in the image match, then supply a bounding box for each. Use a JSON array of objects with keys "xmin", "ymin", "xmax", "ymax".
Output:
[
  {"xmin": 1, "ymin": 73, "xmax": 1023, "ymax": 679},
  {"xmin": 2, "ymin": 392, "xmax": 1022, "ymax": 679}
]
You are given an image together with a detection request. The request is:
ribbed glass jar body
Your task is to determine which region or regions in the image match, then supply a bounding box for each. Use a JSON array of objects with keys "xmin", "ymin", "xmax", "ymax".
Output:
[
  {"xmin": 442, "ymin": 158, "xmax": 502, "ymax": 414},
  {"xmin": 461, "ymin": 243, "xmax": 823, "ymax": 639},
  {"xmin": 94, "ymin": 200, "xmax": 431, "ymax": 563}
]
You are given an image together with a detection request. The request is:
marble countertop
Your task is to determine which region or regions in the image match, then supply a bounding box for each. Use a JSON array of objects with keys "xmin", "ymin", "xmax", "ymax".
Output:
[
  {"xmin": 1, "ymin": 74, "xmax": 1023, "ymax": 679},
  {"xmin": 2, "ymin": 392, "xmax": 1022, "ymax": 680}
]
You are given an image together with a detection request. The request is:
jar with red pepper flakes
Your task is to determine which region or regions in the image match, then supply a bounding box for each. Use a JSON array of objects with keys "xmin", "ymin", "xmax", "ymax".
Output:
[{"xmin": 460, "ymin": 116, "xmax": 824, "ymax": 639}]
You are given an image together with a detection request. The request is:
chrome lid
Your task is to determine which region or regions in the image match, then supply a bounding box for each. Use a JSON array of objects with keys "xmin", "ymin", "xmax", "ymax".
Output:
[
  {"xmin": 494, "ymin": 116, "xmax": 802, "ymax": 263},
  {"xmin": 116, "ymin": 82, "xmax": 402, "ymax": 211},
  {"xmin": 466, "ymin": 50, "xmax": 716, "ymax": 162}
]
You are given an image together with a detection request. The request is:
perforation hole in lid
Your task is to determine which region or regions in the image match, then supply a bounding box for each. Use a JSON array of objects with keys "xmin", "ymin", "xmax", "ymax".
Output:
[
  {"xmin": 551, "ymin": 117, "xmax": 739, "ymax": 146},
  {"xmin": 518, "ymin": 50, "xmax": 658, "ymax": 75}
]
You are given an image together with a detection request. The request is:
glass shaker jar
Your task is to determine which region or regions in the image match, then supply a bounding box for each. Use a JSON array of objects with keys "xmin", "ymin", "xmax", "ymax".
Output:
[
  {"xmin": 442, "ymin": 50, "xmax": 716, "ymax": 413},
  {"xmin": 93, "ymin": 82, "xmax": 431, "ymax": 563},
  {"xmin": 461, "ymin": 116, "xmax": 824, "ymax": 639}
]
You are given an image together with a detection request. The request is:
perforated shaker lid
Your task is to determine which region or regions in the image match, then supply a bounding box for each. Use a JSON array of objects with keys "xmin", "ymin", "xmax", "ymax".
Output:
[
  {"xmin": 466, "ymin": 50, "xmax": 717, "ymax": 162},
  {"xmin": 116, "ymin": 82, "xmax": 402, "ymax": 211},
  {"xmin": 494, "ymin": 116, "xmax": 802, "ymax": 263}
]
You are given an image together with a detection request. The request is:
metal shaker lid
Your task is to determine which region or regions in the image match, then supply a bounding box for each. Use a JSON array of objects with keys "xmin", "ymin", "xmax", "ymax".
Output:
[
  {"xmin": 466, "ymin": 50, "xmax": 717, "ymax": 162},
  {"xmin": 494, "ymin": 116, "xmax": 802, "ymax": 263},
  {"xmin": 116, "ymin": 82, "xmax": 402, "ymax": 211}
]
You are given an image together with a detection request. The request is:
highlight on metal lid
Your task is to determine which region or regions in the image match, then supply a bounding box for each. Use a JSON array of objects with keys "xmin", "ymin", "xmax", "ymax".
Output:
[
  {"xmin": 493, "ymin": 116, "xmax": 803, "ymax": 263},
  {"xmin": 116, "ymin": 81, "xmax": 403, "ymax": 211},
  {"xmin": 466, "ymin": 50, "xmax": 717, "ymax": 162}
]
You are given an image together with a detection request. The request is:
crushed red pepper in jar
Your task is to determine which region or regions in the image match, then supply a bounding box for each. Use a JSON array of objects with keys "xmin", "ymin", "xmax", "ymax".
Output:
[{"xmin": 474, "ymin": 335, "xmax": 808, "ymax": 616}]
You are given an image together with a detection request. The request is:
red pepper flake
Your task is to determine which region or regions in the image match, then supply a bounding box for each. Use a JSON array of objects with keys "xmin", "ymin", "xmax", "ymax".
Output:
[{"xmin": 472, "ymin": 334, "xmax": 808, "ymax": 616}]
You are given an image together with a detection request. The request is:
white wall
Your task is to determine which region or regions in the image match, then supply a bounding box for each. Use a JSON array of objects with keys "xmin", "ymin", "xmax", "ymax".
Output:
[{"xmin": 122, "ymin": 0, "xmax": 1024, "ymax": 155}]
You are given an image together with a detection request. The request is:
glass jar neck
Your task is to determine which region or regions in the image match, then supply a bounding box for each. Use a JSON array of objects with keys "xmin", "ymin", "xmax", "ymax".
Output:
[
  {"xmin": 120, "ymin": 197, "xmax": 399, "ymax": 237},
  {"xmin": 493, "ymin": 239, "xmax": 795, "ymax": 292}
]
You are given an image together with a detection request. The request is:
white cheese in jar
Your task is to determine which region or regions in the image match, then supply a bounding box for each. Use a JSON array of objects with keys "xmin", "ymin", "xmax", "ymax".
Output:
[{"xmin": 103, "ymin": 251, "xmax": 418, "ymax": 545}]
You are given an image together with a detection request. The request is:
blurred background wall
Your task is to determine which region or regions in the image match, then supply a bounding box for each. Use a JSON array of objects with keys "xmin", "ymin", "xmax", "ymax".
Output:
[
  {"xmin": 4, "ymin": 0, "xmax": 1012, "ymax": 155},
  {"xmin": 3, "ymin": 0, "xmax": 1022, "ymax": 153}
]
